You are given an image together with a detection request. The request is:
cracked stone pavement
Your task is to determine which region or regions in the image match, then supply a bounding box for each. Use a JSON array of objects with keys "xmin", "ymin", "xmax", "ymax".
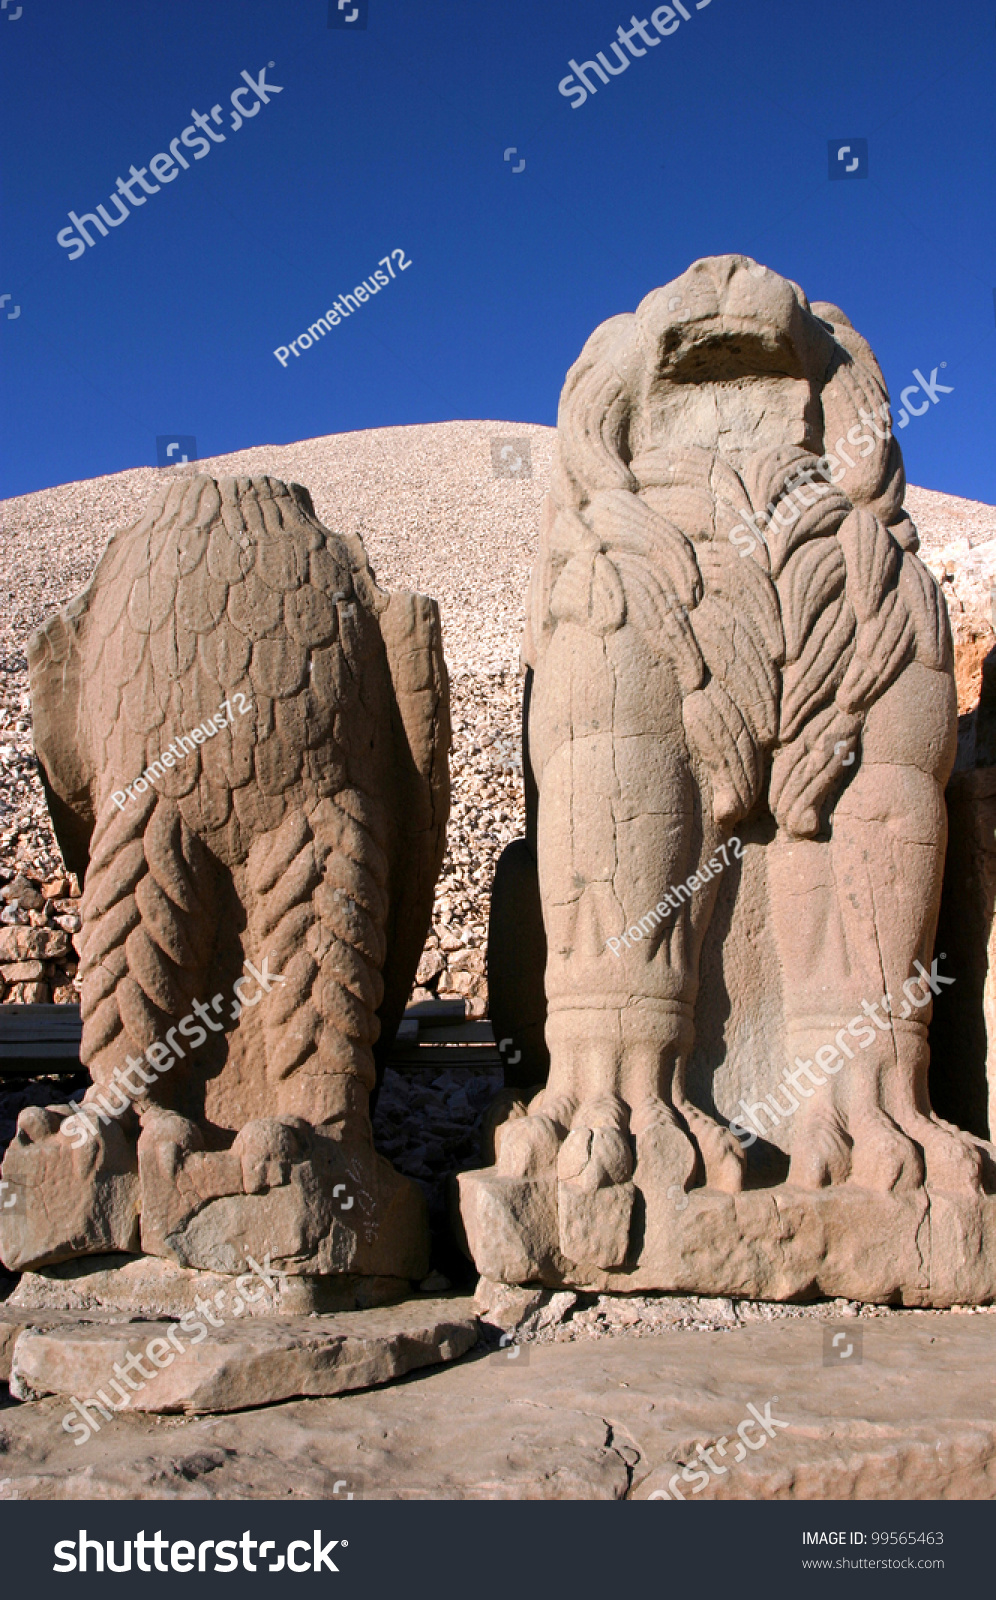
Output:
[{"xmin": 0, "ymin": 1311, "xmax": 993, "ymax": 1499}]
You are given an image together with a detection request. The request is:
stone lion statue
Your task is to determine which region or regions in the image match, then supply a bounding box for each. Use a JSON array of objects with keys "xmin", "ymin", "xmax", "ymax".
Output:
[
  {"xmin": 468, "ymin": 255, "xmax": 996, "ymax": 1302},
  {"xmin": 1, "ymin": 475, "xmax": 449, "ymax": 1283}
]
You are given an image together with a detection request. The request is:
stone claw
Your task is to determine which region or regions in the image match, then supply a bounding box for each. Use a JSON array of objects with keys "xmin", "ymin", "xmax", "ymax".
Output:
[
  {"xmin": 15, "ymin": 1105, "xmax": 71, "ymax": 1143},
  {"xmin": 557, "ymin": 1125, "xmax": 632, "ymax": 1192},
  {"xmin": 496, "ymin": 1113, "xmax": 563, "ymax": 1179},
  {"xmin": 914, "ymin": 1116, "xmax": 983, "ymax": 1197},
  {"xmin": 631, "ymin": 1098, "xmax": 699, "ymax": 1199},
  {"xmin": 558, "ymin": 1100, "xmax": 634, "ymax": 1269},
  {"xmin": 847, "ymin": 1110, "xmax": 923, "ymax": 1194},
  {"xmin": 787, "ymin": 1110, "xmax": 852, "ymax": 1190},
  {"xmin": 1, "ymin": 1101, "xmax": 139, "ymax": 1271},
  {"xmin": 480, "ymin": 1088, "xmax": 530, "ymax": 1166},
  {"xmin": 233, "ymin": 1117, "xmax": 306, "ymax": 1194}
]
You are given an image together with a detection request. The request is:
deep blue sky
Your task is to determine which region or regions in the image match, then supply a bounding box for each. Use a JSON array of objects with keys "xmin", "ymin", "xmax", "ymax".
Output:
[{"xmin": 1, "ymin": 0, "xmax": 993, "ymax": 502}]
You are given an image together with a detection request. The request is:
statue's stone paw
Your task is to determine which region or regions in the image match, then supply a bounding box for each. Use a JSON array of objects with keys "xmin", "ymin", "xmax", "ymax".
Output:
[
  {"xmin": 455, "ymin": 1098, "xmax": 571, "ymax": 1283},
  {"xmin": 787, "ymin": 1110, "xmax": 852, "ymax": 1190},
  {"xmin": 557, "ymin": 1125, "xmax": 632, "ymax": 1192},
  {"xmin": 557, "ymin": 1098, "xmax": 634, "ymax": 1270},
  {"xmin": 848, "ymin": 1110, "xmax": 923, "ymax": 1193},
  {"xmin": 135, "ymin": 1108, "xmax": 428, "ymax": 1280},
  {"xmin": 532, "ymin": 1092, "xmax": 576, "ymax": 1130},
  {"xmin": 631, "ymin": 1098, "xmax": 699, "ymax": 1205},
  {"xmin": 480, "ymin": 1088, "xmax": 530, "ymax": 1166},
  {"xmin": 902, "ymin": 1114, "xmax": 983, "ymax": 1197},
  {"xmin": 233, "ymin": 1116, "xmax": 309, "ymax": 1194},
  {"xmin": 16, "ymin": 1105, "xmax": 67, "ymax": 1143},
  {"xmin": 496, "ymin": 1113, "xmax": 564, "ymax": 1179},
  {"xmin": 137, "ymin": 1110, "xmax": 237, "ymax": 1258},
  {"xmin": 671, "ymin": 1099, "xmax": 745, "ymax": 1194},
  {"xmin": 0, "ymin": 1101, "xmax": 139, "ymax": 1272},
  {"xmin": 700, "ymin": 1125, "xmax": 746, "ymax": 1193}
]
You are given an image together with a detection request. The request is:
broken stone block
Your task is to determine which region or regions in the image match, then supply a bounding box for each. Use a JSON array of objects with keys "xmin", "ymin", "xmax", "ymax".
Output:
[
  {"xmin": 0, "ymin": 1106, "xmax": 139, "ymax": 1272},
  {"xmin": 11, "ymin": 1297, "xmax": 478, "ymax": 1415}
]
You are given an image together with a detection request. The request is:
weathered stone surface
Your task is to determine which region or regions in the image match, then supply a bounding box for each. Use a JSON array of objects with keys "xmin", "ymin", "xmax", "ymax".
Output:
[
  {"xmin": 136, "ymin": 1115, "xmax": 429, "ymax": 1279},
  {"xmin": 0, "ymin": 1310, "xmax": 991, "ymax": 1498},
  {"xmin": 0, "ymin": 1103, "xmax": 139, "ymax": 1271},
  {"xmin": 2, "ymin": 1309, "xmax": 75, "ymax": 1382},
  {"xmin": 462, "ymin": 1176, "xmax": 996, "ymax": 1304},
  {"xmin": 7, "ymin": 1252, "xmax": 410, "ymax": 1320},
  {"xmin": 481, "ymin": 254, "xmax": 996, "ymax": 1302},
  {"xmin": 930, "ymin": 700, "xmax": 996, "ymax": 1142},
  {"xmin": 10, "ymin": 1296, "xmax": 477, "ymax": 1415},
  {"xmin": 0, "ymin": 926, "xmax": 70, "ymax": 961},
  {"xmin": 473, "ymin": 1275, "xmax": 546, "ymax": 1333},
  {"xmin": 0, "ymin": 961, "xmax": 46, "ymax": 982},
  {"xmin": 0, "ymin": 476, "xmax": 450, "ymax": 1280},
  {"xmin": 1, "ymin": 1304, "xmax": 138, "ymax": 1383}
]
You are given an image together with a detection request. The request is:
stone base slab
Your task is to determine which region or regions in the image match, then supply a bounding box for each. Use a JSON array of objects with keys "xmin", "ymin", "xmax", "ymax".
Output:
[
  {"xmin": 457, "ymin": 1171, "xmax": 996, "ymax": 1305},
  {"xmin": 0, "ymin": 1113, "xmax": 430, "ymax": 1282},
  {"xmin": 2, "ymin": 1307, "xmax": 109, "ymax": 1384},
  {"xmin": 5, "ymin": 1252, "xmax": 411, "ymax": 1320},
  {"xmin": 9, "ymin": 1295, "xmax": 478, "ymax": 1414}
]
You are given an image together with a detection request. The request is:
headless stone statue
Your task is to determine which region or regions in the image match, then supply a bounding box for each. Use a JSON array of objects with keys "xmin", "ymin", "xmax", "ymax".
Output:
[
  {"xmin": 0, "ymin": 475, "xmax": 449, "ymax": 1282},
  {"xmin": 469, "ymin": 255, "xmax": 996, "ymax": 1304}
]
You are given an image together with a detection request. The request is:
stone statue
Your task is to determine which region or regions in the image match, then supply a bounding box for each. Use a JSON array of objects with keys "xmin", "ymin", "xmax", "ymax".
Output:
[
  {"xmin": 1, "ymin": 475, "xmax": 449, "ymax": 1284},
  {"xmin": 469, "ymin": 255, "xmax": 996, "ymax": 1304}
]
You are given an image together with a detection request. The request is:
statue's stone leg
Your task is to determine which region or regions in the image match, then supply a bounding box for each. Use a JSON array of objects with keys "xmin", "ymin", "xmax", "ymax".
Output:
[
  {"xmin": 2, "ymin": 788, "xmax": 220, "ymax": 1270},
  {"xmin": 771, "ymin": 663, "xmax": 981, "ymax": 1197},
  {"xmin": 140, "ymin": 794, "xmax": 429, "ymax": 1278},
  {"xmin": 489, "ymin": 617, "xmax": 741, "ymax": 1274},
  {"xmin": 251, "ymin": 794, "xmax": 383, "ymax": 1131}
]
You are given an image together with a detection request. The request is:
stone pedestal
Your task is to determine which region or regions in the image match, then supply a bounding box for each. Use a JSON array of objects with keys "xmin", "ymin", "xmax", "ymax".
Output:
[{"xmin": 458, "ymin": 1168, "xmax": 996, "ymax": 1305}]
